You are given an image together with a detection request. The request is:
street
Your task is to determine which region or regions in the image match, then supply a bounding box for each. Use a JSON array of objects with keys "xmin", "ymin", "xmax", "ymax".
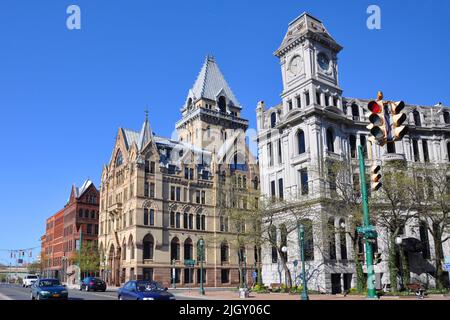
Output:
[{"xmin": 0, "ymin": 284, "xmax": 198, "ymax": 300}]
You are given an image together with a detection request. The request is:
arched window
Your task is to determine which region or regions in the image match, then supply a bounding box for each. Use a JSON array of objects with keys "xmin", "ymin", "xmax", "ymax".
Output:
[
  {"xmin": 183, "ymin": 212, "xmax": 188, "ymax": 229},
  {"xmin": 349, "ymin": 134, "xmax": 357, "ymax": 158},
  {"xmin": 326, "ymin": 128, "xmax": 335, "ymax": 153},
  {"xmin": 143, "ymin": 234, "xmax": 154, "ymax": 260},
  {"xmin": 115, "ymin": 150, "xmax": 123, "ymax": 167},
  {"xmin": 351, "ymin": 103, "xmax": 359, "ymax": 120},
  {"xmin": 218, "ymin": 96, "xmax": 227, "ymax": 113},
  {"xmin": 184, "ymin": 238, "xmax": 193, "ymax": 260},
  {"xmin": 339, "ymin": 219, "xmax": 347, "ymax": 260},
  {"xmin": 413, "ymin": 110, "xmax": 421, "ymax": 126},
  {"xmin": 328, "ymin": 218, "xmax": 336, "ymax": 260},
  {"xmin": 444, "ymin": 111, "xmax": 450, "ymax": 124},
  {"xmin": 297, "ymin": 130, "xmax": 306, "ymax": 154},
  {"xmin": 189, "ymin": 214, "xmax": 193, "ymax": 229},
  {"xmin": 170, "ymin": 237, "xmax": 180, "ymax": 261},
  {"xmin": 270, "ymin": 112, "xmax": 277, "ymax": 128},
  {"xmin": 220, "ymin": 241, "xmax": 229, "ymax": 262},
  {"xmin": 196, "ymin": 214, "xmax": 201, "ymax": 230}
]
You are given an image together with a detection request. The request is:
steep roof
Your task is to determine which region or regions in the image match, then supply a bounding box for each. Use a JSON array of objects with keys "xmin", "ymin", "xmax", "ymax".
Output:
[
  {"xmin": 183, "ymin": 55, "xmax": 241, "ymax": 110},
  {"xmin": 275, "ymin": 12, "xmax": 342, "ymax": 57},
  {"xmin": 138, "ymin": 111, "xmax": 153, "ymax": 150}
]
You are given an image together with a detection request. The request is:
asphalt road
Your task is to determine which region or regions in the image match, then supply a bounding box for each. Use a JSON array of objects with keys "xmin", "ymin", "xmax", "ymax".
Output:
[{"xmin": 0, "ymin": 284, "xmax": 197, "ymax": 300}]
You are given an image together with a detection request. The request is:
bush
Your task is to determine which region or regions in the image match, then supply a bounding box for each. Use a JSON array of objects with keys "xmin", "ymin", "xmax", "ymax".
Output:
[{"xmin": 251, "ymin": 284, "xmax": 269, "ymax": 294}]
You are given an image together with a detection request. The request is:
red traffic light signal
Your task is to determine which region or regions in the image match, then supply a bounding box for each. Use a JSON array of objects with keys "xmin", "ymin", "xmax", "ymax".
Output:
[{"xmin": 367, "ymin": 100, "xmax": 387, "ymax": 146}]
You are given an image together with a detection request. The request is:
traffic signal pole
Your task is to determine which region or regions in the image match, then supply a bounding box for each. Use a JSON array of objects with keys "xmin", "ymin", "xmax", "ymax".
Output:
[{"xmin": 358, "ymin": 145, "xmax": 377, "ymax": 299}]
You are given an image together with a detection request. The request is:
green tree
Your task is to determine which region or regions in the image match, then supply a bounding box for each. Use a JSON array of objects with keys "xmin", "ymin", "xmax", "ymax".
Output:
[{"xmin": 73, "ymin": 241, "xmax": 100, "ymax": 277}]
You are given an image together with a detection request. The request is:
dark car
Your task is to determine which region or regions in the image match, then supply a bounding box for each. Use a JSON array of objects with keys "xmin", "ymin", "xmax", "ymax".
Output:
[
  {"xmin": 30, "ymin": 278, "xmax": 68, "ymax": 300},
  {"xmin": 79, "ymin": 277, "xmax": 107, "ymax": 292},
  {"xmin": 117, "ymin": 280, "xmax": 175, "ymax": 300}
]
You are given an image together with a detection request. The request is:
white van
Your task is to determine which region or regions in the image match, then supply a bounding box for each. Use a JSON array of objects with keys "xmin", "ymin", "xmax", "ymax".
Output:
[{"xmin": 23, "ymin": 275, "xmax": 39, "ymax": 287}]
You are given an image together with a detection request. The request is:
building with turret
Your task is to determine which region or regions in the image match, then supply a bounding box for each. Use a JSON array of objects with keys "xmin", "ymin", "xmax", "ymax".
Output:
[
  {"xmin": 256, "ymin": 13, "xmax": 450, "ymax": 293},
  {"xmin": 98, "ymin": 56, "xmax": 259, "ymax": 287}
]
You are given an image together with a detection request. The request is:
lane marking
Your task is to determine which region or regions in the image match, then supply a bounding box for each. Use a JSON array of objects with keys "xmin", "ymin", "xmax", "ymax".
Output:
[{"xmin": 0, "ymin": 292, "xmax": 13, "ymax": 300}]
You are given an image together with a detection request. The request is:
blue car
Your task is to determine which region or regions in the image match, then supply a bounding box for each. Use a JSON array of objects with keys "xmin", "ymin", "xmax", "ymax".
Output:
[
  {"xmin": 30, "ymin": 278, "xmax": 68, "ymax": 300},
  {"xmin": 118, "ymin": 280, "xmax": 175, "ymax": 300}
]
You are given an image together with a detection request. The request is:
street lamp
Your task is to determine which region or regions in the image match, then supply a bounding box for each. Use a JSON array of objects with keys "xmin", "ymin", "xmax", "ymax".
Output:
[
  {"xmin": 198, "ymin": 237, "xmax": 205, "ymax": 295},
  {"xmin": 395, "ymin": 236, "xmax": 404, "ymax": 290},
  {"xmin": 297, "ymin": 224, "xmax": 309, "ymax": 300},
  {"xmin": 171, "ymin": 259, "xmax": 176, "ymax": 289}
]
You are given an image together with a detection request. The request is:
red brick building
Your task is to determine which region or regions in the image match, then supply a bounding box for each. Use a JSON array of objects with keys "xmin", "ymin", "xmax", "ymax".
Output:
[{"xmin": 41, "ymin": 180, "xmax": 99, "ymax": 281}]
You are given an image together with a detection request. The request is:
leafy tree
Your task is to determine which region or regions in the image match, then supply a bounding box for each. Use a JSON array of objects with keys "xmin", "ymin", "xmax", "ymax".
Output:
[{"xmin": 73, "ymin": 241, "xmax": 100, "ymax": 277}]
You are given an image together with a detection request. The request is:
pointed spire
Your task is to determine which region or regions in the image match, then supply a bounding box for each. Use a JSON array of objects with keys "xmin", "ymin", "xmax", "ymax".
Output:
[
  {"xmin": 182, "ymin": 56, "xmax": 241, "ymax": 111},
  {"xmin": 138, "ymin": 108, "xmax": 153, "ymax": 150}
]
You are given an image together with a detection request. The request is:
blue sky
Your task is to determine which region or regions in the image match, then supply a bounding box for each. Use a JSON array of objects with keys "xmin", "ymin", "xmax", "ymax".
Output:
[{"xmin": 0, "ymin": 0, "xmax": 449, "ymax": 263}]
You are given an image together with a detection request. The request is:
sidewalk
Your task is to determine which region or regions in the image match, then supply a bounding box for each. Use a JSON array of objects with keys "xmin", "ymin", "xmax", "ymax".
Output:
[{"xmin": 173, "ymin": 290, "xmax": 450, "ymax": 300}]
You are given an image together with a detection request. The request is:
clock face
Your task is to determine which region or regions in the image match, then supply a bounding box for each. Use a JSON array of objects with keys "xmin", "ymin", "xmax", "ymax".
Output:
[
  {"xmin": 317, "ymin": 52, "xmax": 330, "ymax": 71},
  {"xmin": 288, "ymin": 56, "xmax": 303, "ymax": 76}
]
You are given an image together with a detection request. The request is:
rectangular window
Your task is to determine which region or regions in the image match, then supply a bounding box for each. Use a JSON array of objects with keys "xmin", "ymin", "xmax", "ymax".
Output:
[
  {"xmin": 221, "ymin": 269, "xmax": 230, "ymax": 284},
  {"xmin": 170, "ymin": 186, "xmax": 175, "ymax": 201},
  {"xmin": 145, "ymin": 160, "xmax": 150, "ymax": 173},
  {"xmin": 184, "ymin": 167, "xmax": 189, "ymax": 179},
  {"xmin": 201, "ymin": 191, "xmax": 206, "ymax": 204},
  {"xmin": 87, "ymin": 224, "xmax": 92, "ymax": 234},
  {"xmin": 150, "ymin": 183, "xmax": 155, "ymax": 198},
  {"xmin": 271, "ymin": 181, "xmax": 276, "ymax": 199},
  {"xmin": 150, "ymin": 161, "xmax": 155, "ymax": 173},
  {"xmin": 316, "ymin": 92, "xmax": 321, "ymax": 105},
  {"xmin": 268, "ymin": 142, "xmax": 273, "ymax": 167},
  {"xmin": 305, "ymin": 91, "xmax": 310, "ymax": 106},
  {"xmin": 422, "ymin": 140, "xmax": 429, "ymax": 162},
  {"xmin": 278, "ymin": 139, "xmax": 282, "ymax": 164},
  {"xmin": 296, "ymin": 96, "xmax": 301, "ymax": 109},
  {"xmin": 300, "ymin": 168, "xmax": 309, "ymax": 195},
  {"xmin": 190, "ymin": 168, "xmax": 194, "ymax": 180},
  {"xmin": 288, "ymin": 100, "xmax": 293, "ymax": 110},
  {"xmin": 170, "ymin": 212, "xmax": 175, "ymax": 228},
  {"xmin": 176, "ymin": 187, "xmax": 181, "ymax": 201},
  {"xmin": 278, "ymin": 178, "xmax": 284, "ymax": 200},
  {"xmin": 144, "ymin": 208, "xmax": 149, "ymax": 226},
  {"xmin": 196, "ymin": 190, "xmax": 201, "ymax": 204},
  {"xmin": 144, "ymin": 182, "xmax": 149, "ymax": 197},
  {"xmin": 412, "ymin": 139, "xmax": 420, "ymax": 162},
  {"xmin": 183, "ymin": 213, "xmax": 188, "ymax": 229}
]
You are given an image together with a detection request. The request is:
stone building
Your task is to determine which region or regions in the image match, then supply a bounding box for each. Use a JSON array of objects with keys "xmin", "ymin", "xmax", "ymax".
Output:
[
  {"xmin": 256, "ymin": 12, "xmax": 450, "ymax": 293},
  {"xmin": 98, "ymin": 56, "xmax": 260, "ymax": 287}
]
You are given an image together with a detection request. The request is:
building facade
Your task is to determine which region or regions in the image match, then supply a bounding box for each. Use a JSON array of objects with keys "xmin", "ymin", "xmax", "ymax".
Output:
[
  {"xmin": 256, "ymin": 13, "xmax": 450, "ymax": 293},
  {"xmin": 41, "ymin": 180, "xmax": 100, "ymax": 281},
  {"xmin": 98, "ymin": 56, "xmax": 260, "ymax": 287}
]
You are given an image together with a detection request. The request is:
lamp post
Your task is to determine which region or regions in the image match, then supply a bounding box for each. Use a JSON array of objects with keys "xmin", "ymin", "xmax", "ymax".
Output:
[
  {"xmin": 395, "ymin": 236, "xmax": 404, "ymax": 290},
  {"xmin": 198, "ymin": 237, "xmax": 205, "ymax": 295},
  {"xmin": 298, "ymin": 224, "xmax": 309, "ymax": 300}
]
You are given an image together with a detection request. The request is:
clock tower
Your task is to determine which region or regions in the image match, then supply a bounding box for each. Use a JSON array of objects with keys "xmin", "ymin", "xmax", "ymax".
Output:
[{"xmin": 274, "ymin": 13, "xmax": 344, "ymax": 112}]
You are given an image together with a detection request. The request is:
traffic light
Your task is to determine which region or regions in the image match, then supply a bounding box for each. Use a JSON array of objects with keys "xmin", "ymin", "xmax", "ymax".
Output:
[
  {"xmin": 370, "ymin": 164, "xmax": 382, "ymax": 191},
  {"xmin": 390, "ymin": 101, "xmax": 408, "ymax": 141},
  {"xmin": 366, "ymin": 100, "xmax": 387, "ymax": 146}
]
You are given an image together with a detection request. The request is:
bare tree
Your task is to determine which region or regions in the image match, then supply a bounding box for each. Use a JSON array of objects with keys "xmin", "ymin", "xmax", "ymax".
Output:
[
  {"xmin": 407, "ymin": 163, "xmax": 450, "ymax": 289},
  {"xmin": 370, "ymin": 162, "xmax": 416, "ymax": 291}
]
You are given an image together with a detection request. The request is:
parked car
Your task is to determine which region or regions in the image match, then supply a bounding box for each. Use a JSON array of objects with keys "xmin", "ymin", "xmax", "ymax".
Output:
[
  {"xmin": 30, "ymin": 278, "xmax": 68, "ymax": 300},
  {"xmin": 79, "ymin": 277, "xmax": 106, "ymax": 292},
  {"xmin": 23, "ymin": 275, "xmax": 39, "ymax": 288},
  {"xmin": 117, "ymin": 280, "xmax": 175, "ymax": 300}
]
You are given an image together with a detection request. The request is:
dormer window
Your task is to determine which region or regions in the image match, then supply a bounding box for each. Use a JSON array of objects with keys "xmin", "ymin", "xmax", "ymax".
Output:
[
  {"xmin": 218, "ymin": 96, "xmax": 227, "ymax": 113},
  {"xmin": 351, "ymin": 104, "xmax": 359, "ymax": 121},
  {"xmin": 413, "ymin": 110, "xmax": 421, "ymax": 126},
  {"xmin": 443, "ymin": 111, "xmax": 450, "ymax": 124}
]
